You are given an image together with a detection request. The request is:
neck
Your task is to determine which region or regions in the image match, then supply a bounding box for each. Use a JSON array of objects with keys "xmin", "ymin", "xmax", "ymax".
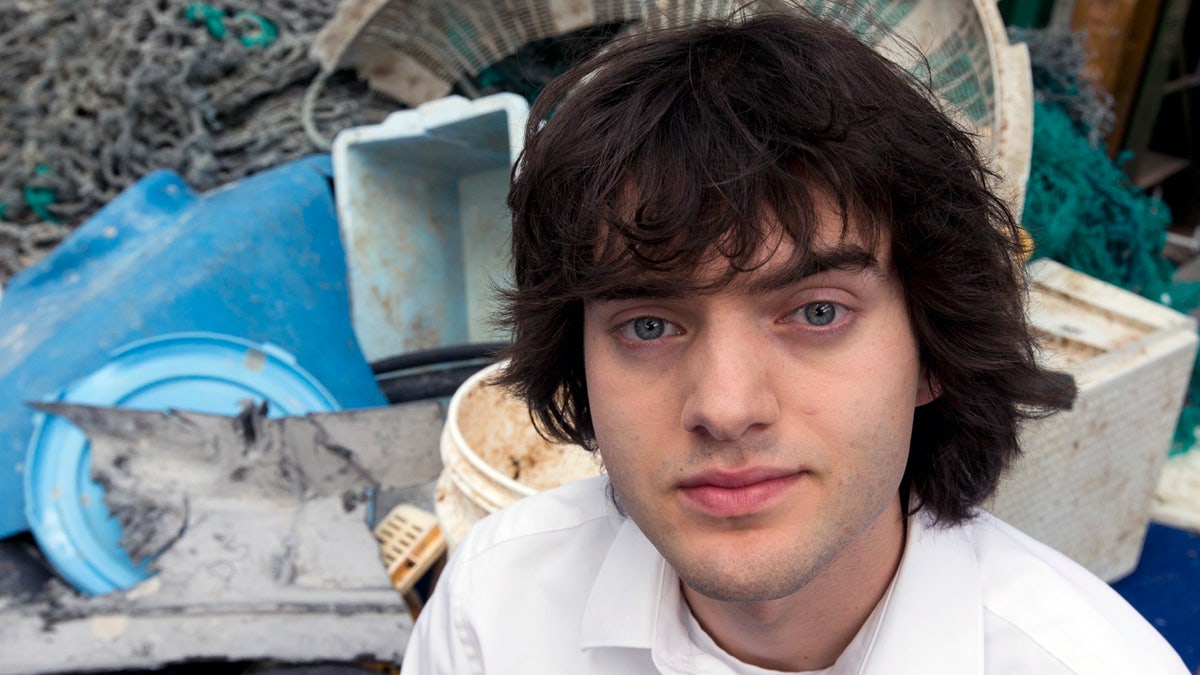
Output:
[{"xmin": 682, "ymin": 498, "xmax": 906, "ymax": 671}]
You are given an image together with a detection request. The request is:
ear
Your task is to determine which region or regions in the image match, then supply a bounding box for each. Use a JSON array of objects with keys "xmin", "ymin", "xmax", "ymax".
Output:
[{"xmin": 915, "ymin": 370, "xmax": 940, "ymax": 407}]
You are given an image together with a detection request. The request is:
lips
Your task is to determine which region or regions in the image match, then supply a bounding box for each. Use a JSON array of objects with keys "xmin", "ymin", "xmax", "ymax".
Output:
[{"xmin": 677, "ymin": 468, "xmax": 804, "ymax": 517}]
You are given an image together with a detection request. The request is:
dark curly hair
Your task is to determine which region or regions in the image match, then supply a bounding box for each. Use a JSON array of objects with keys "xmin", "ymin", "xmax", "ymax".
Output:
[{"xmin": 493, "ymin": 6, "xmax": 1076, "ymax": 524}]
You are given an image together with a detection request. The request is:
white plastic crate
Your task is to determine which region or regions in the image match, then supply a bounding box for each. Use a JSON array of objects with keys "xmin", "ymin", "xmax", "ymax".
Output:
[
  {"xmin": 331, "ymin": 93, "xmax": 529, "ymax": 363},
  {"xmin": 987, "ymin": 258, "xmax": 1198, "ymax": 581}
]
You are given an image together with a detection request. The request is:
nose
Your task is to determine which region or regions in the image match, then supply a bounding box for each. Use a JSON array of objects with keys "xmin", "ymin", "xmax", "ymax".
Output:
[{"xmin": 680, "ymin": 325, "xmax": 781, "ymax": 441}]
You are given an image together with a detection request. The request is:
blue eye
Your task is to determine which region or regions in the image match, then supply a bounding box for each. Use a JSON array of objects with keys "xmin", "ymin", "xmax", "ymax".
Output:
[
  {"xmin": 803, "ymin": 302, "xmax": 838, "ymax": 326},
  {"xmin": 631, "ymin": 316, "xmax": 666, "ymax": 339}
]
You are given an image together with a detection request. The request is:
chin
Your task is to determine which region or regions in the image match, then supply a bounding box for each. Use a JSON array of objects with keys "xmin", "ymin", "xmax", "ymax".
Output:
[
  {"xmin": 675, "ymin": 555, "xmax": 819, "ymax": 603},
  {"xmin": 683, "ymin": 574, "xmax": 810, "ymax": 603}
]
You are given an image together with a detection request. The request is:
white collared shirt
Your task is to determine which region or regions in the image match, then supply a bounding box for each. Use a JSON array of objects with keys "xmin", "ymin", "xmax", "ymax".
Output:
[{"xmin": 402, "ymin": 476, "xmax": 1188, "ymax": 674}]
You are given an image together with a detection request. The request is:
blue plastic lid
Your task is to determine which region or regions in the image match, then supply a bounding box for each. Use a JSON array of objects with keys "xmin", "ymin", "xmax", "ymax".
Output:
[{"xmin": 24, "ymin": 332, "xmax": 341, "ymax": 595}]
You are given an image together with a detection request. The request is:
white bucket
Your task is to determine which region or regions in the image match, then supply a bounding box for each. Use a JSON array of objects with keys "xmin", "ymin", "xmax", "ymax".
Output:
[{"xmin": 436, "ymin": 361, "xmax": 604, "ymax": 547}]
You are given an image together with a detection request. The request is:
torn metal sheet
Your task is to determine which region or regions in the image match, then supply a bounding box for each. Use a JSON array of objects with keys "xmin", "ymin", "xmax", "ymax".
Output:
[
  {"xmin": 0, "ymin": 496, "xmax": 416, "ymax": 673},
  {"xmin": 0, "ymin": 593, "xmax": 413, "ymax": 673},
  {"xmin": 3, "ymin": 401, "xmax": 444, "ymax": 673},
  {"xmin": 32, "ymin": 401, "xmax": 444, "ymax": 565}
]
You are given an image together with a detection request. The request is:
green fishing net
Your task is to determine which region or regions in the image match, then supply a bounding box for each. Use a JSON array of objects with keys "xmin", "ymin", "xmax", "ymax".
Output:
[
  {"xmin": 1015, "ymin": 28, "xmax": 1200, "ymax": 456},
  {"xmin": 1025, "ymin": 101, "xmax": 1192, "ymax": 307}
]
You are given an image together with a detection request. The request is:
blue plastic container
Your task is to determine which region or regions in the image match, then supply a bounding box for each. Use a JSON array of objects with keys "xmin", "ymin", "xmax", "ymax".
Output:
[
  {"xmin": 25, "ymin": 332, "xmax": 343, "ymax": 594},
  {"xmin": 0, "ymin": 155, "xmax": 385, "ymax": 539}
]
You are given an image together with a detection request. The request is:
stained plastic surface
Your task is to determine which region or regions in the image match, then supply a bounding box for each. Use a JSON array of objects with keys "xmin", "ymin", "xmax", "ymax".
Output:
[{"xmin": 332, "ymin": 93, "xmax": 528, "ymax": 363}]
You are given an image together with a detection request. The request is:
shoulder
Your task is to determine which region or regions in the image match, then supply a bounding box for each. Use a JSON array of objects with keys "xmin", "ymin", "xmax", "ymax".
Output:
[
  {"xmin": 453, "ymin": 475, "xmax": 621, "ymax": 563},
  {"xmin": 438, "ymin": 475, "xmax": 623, "ymax": 617},
  {"xmin": 963, "ymin": 512, "xmax": 1187, "ymax": 674},
  {"xmin": 402, "ymin": 477, "xmax": 625, "ymax": 674}
]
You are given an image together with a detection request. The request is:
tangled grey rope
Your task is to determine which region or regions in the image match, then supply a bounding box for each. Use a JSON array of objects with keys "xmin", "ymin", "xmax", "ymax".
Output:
[{"xmin": 0, "ymin": 0, "xmax": 397, "ymax": 283}]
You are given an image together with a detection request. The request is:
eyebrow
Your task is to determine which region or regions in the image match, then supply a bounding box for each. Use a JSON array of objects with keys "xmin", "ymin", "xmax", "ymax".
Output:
[
  {"xmin": 593, "ymin": 243, "xmax": 883, "ymax": 301},
  {"xmin": 744, "ymin": 243, "xmax": 883, "ymax": 293}
]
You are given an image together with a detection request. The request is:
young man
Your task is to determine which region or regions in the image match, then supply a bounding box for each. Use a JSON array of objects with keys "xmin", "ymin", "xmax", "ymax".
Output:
[{"xmin": 402, "ymin": 9, "xmax": 1189, "ymax": 674}]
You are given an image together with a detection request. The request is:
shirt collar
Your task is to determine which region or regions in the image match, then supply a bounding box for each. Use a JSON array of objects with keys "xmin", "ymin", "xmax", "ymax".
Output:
[
  {"xmin": 579, "ymin": 517, "xmax": 673, "ymax": 650},
  {"xmin": 856, "ymin": 510, "xmax": 985, "ymax": 674}
]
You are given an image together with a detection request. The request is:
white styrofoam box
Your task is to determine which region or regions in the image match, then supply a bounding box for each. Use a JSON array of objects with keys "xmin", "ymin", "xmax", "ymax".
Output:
[
  {"xmin": 331, "ymin": 93, "xmax": 529, "ymax": 363},
  {"xmin": 987, "ymin": 258, "xmax": 1199, "ymax": 581}
]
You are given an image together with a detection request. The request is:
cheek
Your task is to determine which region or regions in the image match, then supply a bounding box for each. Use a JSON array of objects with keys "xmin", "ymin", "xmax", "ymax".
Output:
[
  {"xmin": 583, "ymin": 326, "xmax": 676, "ymax": 440},
  {"xmin": 802, "ymin": 352, "xmax": 917, "ymax": 481},
  {"xmin": 583, "ymin": 353, "xmax": 676, "ymax": 499},
  {"xmin": 851, "ymin": 396, "xmax": 916, "ymax": 490},
  {"xmin": 588, "ymin": 382, "xmax": 655, "ymax": 479},
  {"xmin": 850, "ymin": 327, "xmax": 925, "ymax": 417},
  {"xmin": 583, "ymin": 343, "xmax": 633, "ymax": 465},
  {"xmin": 583, "ymin": 353, "xmax": 618, "ymax": 436}
]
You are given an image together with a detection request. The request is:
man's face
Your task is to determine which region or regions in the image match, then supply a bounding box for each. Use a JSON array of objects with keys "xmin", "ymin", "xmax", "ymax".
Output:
[{"xmin": 582, "ymin": 213, "xmax": 933, "ymax": 603}]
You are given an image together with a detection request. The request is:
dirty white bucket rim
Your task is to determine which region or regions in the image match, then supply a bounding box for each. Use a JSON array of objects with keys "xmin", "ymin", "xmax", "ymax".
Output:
[{"xmin": 446, "ymin": 360, "xmax": 538, "ymax": 498}]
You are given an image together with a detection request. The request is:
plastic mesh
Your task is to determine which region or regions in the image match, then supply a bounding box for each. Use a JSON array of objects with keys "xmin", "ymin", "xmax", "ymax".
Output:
[{"xmin": 325, "ymin": 0, "xmax": 1003, "ymax": 139}]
